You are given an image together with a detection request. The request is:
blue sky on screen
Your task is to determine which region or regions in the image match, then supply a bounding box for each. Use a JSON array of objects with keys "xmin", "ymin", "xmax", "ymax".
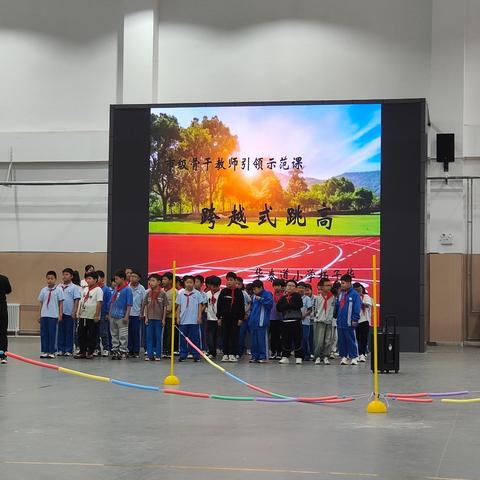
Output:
[{"xmin": 151, "ymin": 103, "xmax": 381, "ymax": 180}]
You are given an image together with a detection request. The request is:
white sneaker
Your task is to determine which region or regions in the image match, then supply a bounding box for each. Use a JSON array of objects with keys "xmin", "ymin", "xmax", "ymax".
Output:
[
  {"xmin": 1, "ymin": 358, "xmax": 7, "ymax": 364},
  {"xmin": 221, "ymin": 355, "xmax": 229, "ymax": 362},
  {"xmin": 48, "ymin": 353, "xmax": 56, "ymax": 359},
  {"xmin": 40, "ymin": 353, "xmax": 48, "ymax": 358},
  {"xmin": 295, "ymin": 358, "xmax": 303, "ymax": 365},
  {"xmin": 340, "ymin": 357, "xmax": 348, "ymax": 365},
  {"xmin": 359, "ymin": 354, "xmax": 366, "ymax": 362},
  {"xmin": 314, "ymin": 357, "xmax": 322, "ymax": 365},
  {"xmin": 323, "ymin": 357, "xmax": 331, "ymax": 365},
  {"xmin": 350, "ymin": 358, "xmax": 358, "ymax": 365},
  {"xmin": 229, "ymin": 355, "xmax": 237, "ymax": 362},
  {"xmin": 56, "ymin": 351, "xmax": 63, "ymax": 356},
  {"xmin": 279, "ymin": 357, "xmax": 289, "ymax": 364},
  {"xmin": 257, "ymin": 359, "xmax": 266, "ymax": 363},
  {"xmin": 102, "ymin": 351, "xmax": 109, "ymax": 357}
]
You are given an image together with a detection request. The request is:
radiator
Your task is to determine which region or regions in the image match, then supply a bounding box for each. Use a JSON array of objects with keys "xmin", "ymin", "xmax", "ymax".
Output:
[{"xmin": 7, "ymin": 303, "xmax": 20, "ymax": 335}]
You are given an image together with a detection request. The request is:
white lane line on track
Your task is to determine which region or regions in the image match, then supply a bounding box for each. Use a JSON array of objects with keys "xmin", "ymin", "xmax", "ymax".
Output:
[
  {"xmin": 219, "ymin": 239, "xmax": 314, "ymax": 278},
  {"xmin": 157, "ymin": 239, "xmax": 286, "ymax": 272}
]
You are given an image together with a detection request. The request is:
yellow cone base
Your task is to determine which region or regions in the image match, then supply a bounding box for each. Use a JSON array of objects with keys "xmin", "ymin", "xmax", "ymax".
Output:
[
  {"xmin": 366, "ymin": 399, "xmax": 388, "ymax": 413},
  {"xmin": 163, "ymin": 375, "xmax": 180, "ymax": 386}
]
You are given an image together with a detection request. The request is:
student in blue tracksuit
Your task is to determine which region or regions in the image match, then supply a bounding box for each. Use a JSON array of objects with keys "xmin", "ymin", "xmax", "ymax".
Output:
[
  {"xmin": 336, "ymin": 274, "xmax": 361, "ymax": 365},
  {"xmin": 248, "ymin": 280, "xmax": 273, "ymax": 363}
]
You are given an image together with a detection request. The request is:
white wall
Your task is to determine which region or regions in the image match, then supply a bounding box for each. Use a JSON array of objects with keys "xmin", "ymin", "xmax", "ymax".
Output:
[{"xmin": 0, "ymin": 0, "xmax": 479, "ymax": 253}]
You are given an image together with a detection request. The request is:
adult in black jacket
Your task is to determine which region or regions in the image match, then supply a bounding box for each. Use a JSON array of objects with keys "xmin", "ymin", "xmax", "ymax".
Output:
[
  {"xmin": 0, "ymin": 274, "xmax": 12, "ymax": 363},
  {"xmin": 276, "ymin": 279, "xmax": 304, "ymax": 363},
  {"xmin": 217, "ymin": 272, "xmax": 245, "ymax": 361}
]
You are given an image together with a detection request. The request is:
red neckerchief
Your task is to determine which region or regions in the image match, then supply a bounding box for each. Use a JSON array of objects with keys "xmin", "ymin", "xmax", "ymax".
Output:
[
  {"xmin": 320, "ymin": 291, "xmax": 333, "ymax": 312},
  {"xmin": 231, "ymin": 288, "xmax": 235, "ymax": 306},
  {"xmin": 339, "ymin": 291, "xmax": 347, "ymax": 310},
  {"xmin": 112, "ymin": 284, "xmax": 127, "ymax": 304},
  {"xmin": 150, "ymin": 286, "xmax": 161, "ymax": 302},
  {"xmin": 184, "ymin": 290, "xmax": 194, "ymax": 307},
  {"xmin": 83, "ymin": 285, "xmax": 97, "ymax": 302},
  {"xmin": 210, "ymin": 290, "xmax": 218, "ymax": 305},
  {"xmin": 46, "ymin": 286, "xmax": 57, "ymax": 307},
  {"xmin": 61, "ymin": 283, "xmax": 70, "ymax": 292},
  {"xmin": 286, "ymin": 292, "xmax": 292, "ymax": 303}
]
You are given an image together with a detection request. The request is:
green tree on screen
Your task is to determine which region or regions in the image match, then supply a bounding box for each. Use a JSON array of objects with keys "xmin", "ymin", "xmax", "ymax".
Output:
[{"xmin": 150, "ymin": 113, "xmax": 182, "ymax": 218}]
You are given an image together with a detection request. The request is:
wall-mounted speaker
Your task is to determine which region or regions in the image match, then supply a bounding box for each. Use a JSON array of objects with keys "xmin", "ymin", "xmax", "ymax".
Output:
[{"xmin": 436, "ymin": 133, "xmax": 454, "ymax": 172}]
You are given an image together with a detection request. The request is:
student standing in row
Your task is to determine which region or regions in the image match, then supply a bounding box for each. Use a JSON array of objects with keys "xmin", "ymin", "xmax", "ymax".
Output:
[
  {"xmin": 269, "ymin": 279, "xmax": 285, "ymax": 360},
  {"xmin": 143, "ymin": 273, "xmax": 167, "ymax": 361},
  {"xmin": 313, "ymin": 278, "xmax": 335, "ymax": 365},
  {"xmin": 57, "ymin": 268, "xmax": 80, "ymax": 356},
  {"xmin": 353, "ymin": 282, "xmax": 372, "ymax": 363},
  {"xmin": 96, "ymin": 270, "xmax": 112, "ymax": 356},
  {"xmin": 38, "ymin": 271, "xmax": 64, "ymax": 358},
  {"xmin": 298, "ymin": 282, "xmax": 313, "ymax": 361},
  {"xmin": 75, "ymin": 271, "xmax": 103, "ymax": 359},
  {"xmin": 205, "ymin": 276, "xmax": 222, "ymax": 359},
  {"xmin": 162, "ymin": 272, "xmax": 178, "ymax": 357},
  {"xmin": 248, "ymin": 280, "xmax": 273, "ymax": 363},
  {"xmin": 128, "ymin": 270, "xmax": 146, "ymax": 358},
  {"xmin": 276, "ymin": 279, "xmax": 304, "ymax": 364},
  {"xmin": 194, "ymin": 275, "xmax": 207, "ymax": 350},
  {"xmin": 337, "ymin": 275, "xmax": 361, "ymax": 365},
  {"xmin": 217, "ymin": 272, "xmax": 245, "ymax": 363},
  {"xmin": 0, "ymin": 273, "xmax": 12, "ymax": 364},
  {"xmin": 176, "ymin": 275, "xmax": 203, "ymax": 362},
  {"xmin": 109, "ymin": 270, "xmax": 132, "ymax": 360},
  {"xmin": 236, "ymin": 276, "xmax": 251, "ymax": 359}
]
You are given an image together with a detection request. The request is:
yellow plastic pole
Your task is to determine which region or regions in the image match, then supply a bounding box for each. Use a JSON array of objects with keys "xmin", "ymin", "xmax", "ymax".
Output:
[
  {"xmin": 163, "ymin": 260, "xmax": 180, "ymax": 386},
  {"xmin": 367, "ymin": 254, "xmax": 387, "ymax": 413}
]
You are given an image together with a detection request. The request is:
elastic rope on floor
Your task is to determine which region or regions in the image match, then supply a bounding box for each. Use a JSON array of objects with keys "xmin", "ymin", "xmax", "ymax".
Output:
[{"xmin": 175, "ymin": 327, "xmax": 354, "ymax": 402}]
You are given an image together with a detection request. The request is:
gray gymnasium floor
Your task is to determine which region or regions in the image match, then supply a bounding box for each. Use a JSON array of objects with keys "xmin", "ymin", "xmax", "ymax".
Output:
[{"xmin": 1, "ymin": 338, "xmax": 479, "ymax": 480}]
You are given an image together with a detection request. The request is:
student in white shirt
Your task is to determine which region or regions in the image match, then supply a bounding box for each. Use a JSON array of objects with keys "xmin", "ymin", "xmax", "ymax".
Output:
[
  {"xmin": 75, "ymin": 271, "xmax": 103, "ymax": 359},
  {"xmin": 353, "ymin": 282, "xmax": 373, "ymax": 362},
  {"xmin": 313, "ymin": 278, "xmax": 335, "ymax": 365},
  {"xmin": 205, "ymin": 276, "xmax": 222, "ymax": 359},
  {"xmin": 297, "ymin": 282, "xmax": 313, "ymax": 361}
]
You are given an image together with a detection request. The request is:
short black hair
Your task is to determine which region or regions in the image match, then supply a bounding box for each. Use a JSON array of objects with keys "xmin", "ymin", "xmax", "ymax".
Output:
[
  {"xmin": 318, "ymin": 277, "xmax": 331, "ymax": 287},
  {"xmin": 85, "ymin": 271, "xmax": 99, "ymax": 281},
  {"xmin": 148, "ymin": 273, "xmax": 162, "ymax": 281},
  {"xmin": 235, "ymin": 276, "xmax": 244, "ymax": 283},
  {"xmin": 353, "ymin": 282, "xmax": 365, "ymax": 294},
  {"xmin": 251, "ymin": 279, "xmax": 264, "ymax": 289},
  {"xmin": 114, "ymin": 270, "xmax": 127, "ymax": 280},
  {"xmin": 304, "ymin": 284, "xmax": 312, "ymax": 290},
  {"xmin": 96, "ymin": 270, "xmax": 105, "ymax": 279},
  {"xmin": 194, "ymin": 275, "xmax": 204, "ymax": 284},
  {"xmin": 130, "ymin": 269, "xmax": 141, "ymax": 278},
  {"xmin": 183, "ymin": 275, "xmax": 194, "ymax": 283},
  {"xmin": 297, "ymin": 281, "xmax": 307, "ymax": 288},
  {"xmin": 62, "ymin": 268, "xmax": 74, "ymax": 276},
  {"xmin": 46, "ymin": 270, "xmax": 57, "ymax": 278},
  {"xmin": 84, "ymin": 264, "xmax": 95, "ymax": 272},
  {"xmin": 226, "ymin": 272, "xmax": 237, "ymax": 280},
  {"xmin": 161, "ymin": 271, "xmax": 173, "ymax": 281},
  {"xmin": 208, "ymin": 275, "xmax": 221, "ymax": 287},
  {"xmin": 340, "ymin": 274, "xmax": 352, "ymax": 283},
  {"xmin": 286, "ymin": 279, "xmax": 297, "ymax": 287},
  {"xmin": 272, "ymin": 279, "xmax": 286, "ymax": 287}
]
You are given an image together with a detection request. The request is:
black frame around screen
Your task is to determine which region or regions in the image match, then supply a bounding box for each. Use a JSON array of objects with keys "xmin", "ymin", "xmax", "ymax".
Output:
[{"xmin": 108, "ymin": 99, "xmax": 426, "ymax": 352}]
